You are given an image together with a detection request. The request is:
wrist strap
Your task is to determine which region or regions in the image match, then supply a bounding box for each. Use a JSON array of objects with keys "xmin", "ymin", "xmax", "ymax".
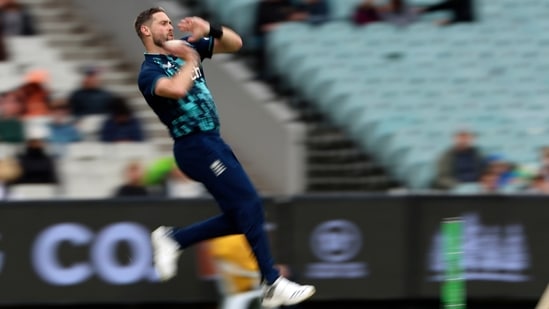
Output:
[{"xmin": 208, "ymin": 23, "xmax": 223, "ymax": 39}]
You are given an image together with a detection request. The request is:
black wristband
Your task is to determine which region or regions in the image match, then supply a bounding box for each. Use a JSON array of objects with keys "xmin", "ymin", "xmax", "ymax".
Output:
[{"xmin": 208, "ymin": 23, "xmax": 223, "ymax": 39}]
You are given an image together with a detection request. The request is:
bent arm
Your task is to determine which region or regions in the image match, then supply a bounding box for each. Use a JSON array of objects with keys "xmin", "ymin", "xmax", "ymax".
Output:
[
  {"xmin": 155, "ymin": 59, "xmax": 199, "ymax": 99},
  {"xmin": 213, "ymin": 26, "xmax": 243, "ymax": 54},
  {"xmin": 178, "ymin": 17, "xmax": 242, "ymax": 55}
]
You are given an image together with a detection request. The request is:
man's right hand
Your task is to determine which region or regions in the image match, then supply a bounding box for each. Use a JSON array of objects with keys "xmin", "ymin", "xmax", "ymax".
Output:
[{"xmin": 163, "ymin": 40, "xmax": 200, "ymax": 64}]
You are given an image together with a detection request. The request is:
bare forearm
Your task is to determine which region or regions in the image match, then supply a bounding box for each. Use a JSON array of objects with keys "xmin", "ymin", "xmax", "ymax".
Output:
[
  {"xmin": 178, "ymin": 17, "xmax": 243, "ymax": 53},
  {"xmin": 156, "ymin": 60, "xmax": 199, "ymax": 99},
  {"xmin": 213, "ymin": 26, "xmax": 243, "ymax": 53}
]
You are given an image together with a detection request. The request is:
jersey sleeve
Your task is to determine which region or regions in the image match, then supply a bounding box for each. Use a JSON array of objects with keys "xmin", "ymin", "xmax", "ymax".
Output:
[
  {"xmin": 138, "ymin": 65, "xmax": 166, "ymax": 97},
  {"xmin": 182, "ymin": 36, "xmax": 214, "ymax": 60}
]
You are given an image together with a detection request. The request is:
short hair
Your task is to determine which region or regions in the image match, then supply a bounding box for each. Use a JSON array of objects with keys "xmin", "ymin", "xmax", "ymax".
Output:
[{"xmin": 134, "ymin": 7, "xmax": 166, "ymax": 39}]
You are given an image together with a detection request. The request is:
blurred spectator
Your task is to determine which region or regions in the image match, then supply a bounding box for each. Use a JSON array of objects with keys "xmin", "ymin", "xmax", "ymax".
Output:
[
  {"xmin": 434, "ymin": 129, "xmax": 486, "ymax": 190},
  {"xmin": 0, "ymin": 0, "xmax": 36, "ymax": 36},
  {"xmin": 538, "ymin": 146, "xmax": 549, "ymax": 180},
  {"xmin": 209, "ymin": 234, "xmax": 261, "ymax": 295},
  {"xmin": 68, "ymin": 66, "xmax": 114, "ymax": 117},
  {"xmin": 296, "ymin": 0, "xmax": 330, "ymax": 25},
  {"xmin": 254, "ymin": 0, "xmax": 307, "ymax": 78},
  {"xmin": 0, "ymin": 90, "xmax": 24, "ymax": 116},
  {"xmin": 114, "ymin": 161, "xmax": 149, "ymax": 198},
  {"xmin": 48, "ymin": 102, "xmax": 81, "ymax": 144},
  {"xmin": 353, "ymin": 0, "xmax": 381, "ymax": 26},
  {"xmin": 47, "ymin": 102, "xmax": 81, "ymax": 157},
  {"xmin": 526, "ymin": 174, "xmax": 549, "ymax": 194},
  {"xmin": 144, "ymin": 156, "xmax": 176, "ymax": 186},
  {"xmin": 255, "ymin": 0, "xmax": 305, "ymax": 34},
  {"xmin": 418, "ymin": 0, "xmax": 475, "ymax": 25},
  {"xmin": 0, "ymin": 91, "xmax": 24, "ymax": 143},
  {"xmin": 378, "ymin": 0, "xmax": 418, "ymax": 27},
  {"xmin": 0, "ymin": 155, "xmax": 21, "ymax": 200},
  {"xmin": 20, "ymin": 69, "xmax": 51, "ymax": 118},
  {"xmin": 209, "ymin": 235, "xmax": 293, "ymax": 299},
  {"xmin": 166, "ymin": 167, "xmax": 207, "ymax": 198},
  {"xmin": 99, "ymin": 96, "xmax": 145, "ymax": 143},
  {"xmin": 478, "ymin": 169, "xmax": 499, "ymax": 194},
  {"xmin": 14, "ymin": 127, "xmax": 58, "ymax": 184},
  {"xmin": 485, "ymin": 154, "xmax": 518, "ymax": 189}
]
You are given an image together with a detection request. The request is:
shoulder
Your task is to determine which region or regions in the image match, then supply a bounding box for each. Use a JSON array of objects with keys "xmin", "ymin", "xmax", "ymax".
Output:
[
  {"xmin": 138, "ymin": 62, "xmax": 163, "ymax": 87},
  {"xmin": 138, "ymin": 59, "xmax": 165, "ymax": 78},
  {"xmin": 69, "ymin": 88, "xmax": 86, "ymax": 97},
  {"xmin": 471, "ymin": 147, "xmax": 485, "ymax": 157},
  {"xmin": 128, "ymin": 117, "xmax": 142, "ymax": 125}
]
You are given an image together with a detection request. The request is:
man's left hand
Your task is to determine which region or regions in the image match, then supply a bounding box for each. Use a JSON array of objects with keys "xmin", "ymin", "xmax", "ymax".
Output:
[{"xmin": 178, "ymin": 17, "xmax": 210, "ymax": 42}]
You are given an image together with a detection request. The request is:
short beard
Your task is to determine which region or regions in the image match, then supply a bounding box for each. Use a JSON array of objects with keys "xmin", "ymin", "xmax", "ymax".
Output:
[{"xmin": 153, "ymin": 35, "xmax": 167, "ymax": 48}]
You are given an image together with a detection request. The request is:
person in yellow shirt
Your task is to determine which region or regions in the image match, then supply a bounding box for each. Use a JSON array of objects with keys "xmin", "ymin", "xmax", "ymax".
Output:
[{"xmin": 209, "ymin": 234, "xmax": 260, "ymax": 294}]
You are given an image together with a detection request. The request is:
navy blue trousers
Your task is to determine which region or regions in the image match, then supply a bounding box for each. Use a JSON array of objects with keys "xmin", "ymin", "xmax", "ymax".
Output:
[{"xmin": 171, "ymin": 131, "xmax": 280, "ymax": 284}]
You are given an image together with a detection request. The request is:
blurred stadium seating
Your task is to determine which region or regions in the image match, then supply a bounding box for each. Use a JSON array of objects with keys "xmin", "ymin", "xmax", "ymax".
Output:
[
  {"xmin": 198, "ymin": 0, "xmax": 549, "ymax": 190},
  {"xmin": 4, "ymin": 0, "xmax": 549, "ymax": 196},
  {"xmin": 0, "ymin": 0, "xmax": 172, "ymax": 199}
]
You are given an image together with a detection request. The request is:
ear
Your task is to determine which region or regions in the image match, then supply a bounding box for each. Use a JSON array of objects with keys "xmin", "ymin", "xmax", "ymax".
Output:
[{"xmin": 141, "ymin": 25, "xmax": 151, "ymax": 37}]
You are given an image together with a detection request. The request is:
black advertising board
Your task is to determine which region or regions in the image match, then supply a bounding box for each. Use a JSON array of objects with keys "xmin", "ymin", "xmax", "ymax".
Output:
[
  {"xmin": 0, "ymin": 199, "xmax": 227, "ymax": 304},
  {"xmin": 414, "ymin": 196, "xmax": 549, "ymax": 300},
  {"xmin": 1, "ymin": 195, "xmax": 549, "ymax": 304},
  {"xmin": 288, "ymin": 196, "xmax": 409, "ymax": 300}
]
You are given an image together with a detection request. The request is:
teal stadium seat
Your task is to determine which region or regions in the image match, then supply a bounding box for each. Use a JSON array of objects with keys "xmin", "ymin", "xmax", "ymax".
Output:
[
  {"xmin": 316, "ymin": 77, "xmax": 367, "ymax": 116},
  {"xmin": 407, "ymin": 161, "xmax": 438, "ymax": 189},
  {"xmin": 223, "ymin": 0, "xmax": 260, "ymax": 51},
  {"xmin": 266, "ymin": 22, "xmax": 312, "ymax": 76},
  {"xmin": 356, "ymin": 114, "xmax": 424, "ymax": 159},
  {"xmin": 396, "ymin": 142, "xmax": 449, "ymax": 187},
  {"xmin": 204, "ymin": 0, "xmax": 225, "ymax": 20},
  {"xmin": 326, "ymin": 0, "xmax": 362, "ymax": 20}
]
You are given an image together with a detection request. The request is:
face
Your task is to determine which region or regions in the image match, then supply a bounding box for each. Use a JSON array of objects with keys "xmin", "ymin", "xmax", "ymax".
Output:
[
  {"xmin": 83, "ymin": 73, "xmax": 100, "ymax": 88},
  {"xmin": 0, "ymin": 0, "xmax": 15, "ymax": 8},
  {"xmin": 27, "ymin": 139, "xmax": 44, "ymax": 150},
  {"xmin": 533, "ymin": 178, "xmax": 545, "ymax": 189},
  {"xmin": 491, "ymin": 161, "xmax": 508, "ymax": 173},
  {"xmin": 144, "ymin": 12, "xmax": 174, "ymax": 48},
  {"xmin": 126, "ymin": 164, "xmax": 143, "ymax": 184},
  {"xmin": 0, "ymin": 92, "xmax": 24, "ymax": 117},
  {"xmin": 481, "ymin": 173, "xmax": 498, "ymax": 191},
  {"xmin": 541, "ymin": 149, "xmax": 549, "ymax": 166},
  {"xmin": 454, "ymin": 132, "xmax": 472, "ymax": 149}
]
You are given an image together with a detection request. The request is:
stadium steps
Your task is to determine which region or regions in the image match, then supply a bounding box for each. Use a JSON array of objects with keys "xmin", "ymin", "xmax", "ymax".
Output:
[
  {"xmin": 306, "ymin": 133, "xmax": 357, "ymax": 150},
  {"xmin": 301, "ymin": 107, "xmax": 400, "ymax": 192},
  {"xmin": 308, "ymin": 162, "xmax": 385, "ymax": 177}
]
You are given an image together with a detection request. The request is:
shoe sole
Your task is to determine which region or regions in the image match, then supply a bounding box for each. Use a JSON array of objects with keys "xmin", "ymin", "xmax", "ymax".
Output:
[
  {"xmin": 262, "ymin": 286, "xmax": 316, "ymax": 308},
  {"xmin": 284, "ymin": 286, "xmax": 316, "ymax": 306}
]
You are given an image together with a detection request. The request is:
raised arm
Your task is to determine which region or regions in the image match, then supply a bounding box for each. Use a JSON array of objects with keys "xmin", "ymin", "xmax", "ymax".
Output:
[
  {"xmin": 178, "ymin": 17, "xmax": 243, "ymax": 54},
  {"xmin": 155, "ymin": 41, "xmax": 201, "ymax": 99}
]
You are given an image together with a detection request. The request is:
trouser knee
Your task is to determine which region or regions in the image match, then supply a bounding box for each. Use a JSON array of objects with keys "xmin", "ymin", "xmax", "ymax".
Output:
[{"xmin": 232, "ymin": 197, "xmax": 264, "ymax": 234}]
